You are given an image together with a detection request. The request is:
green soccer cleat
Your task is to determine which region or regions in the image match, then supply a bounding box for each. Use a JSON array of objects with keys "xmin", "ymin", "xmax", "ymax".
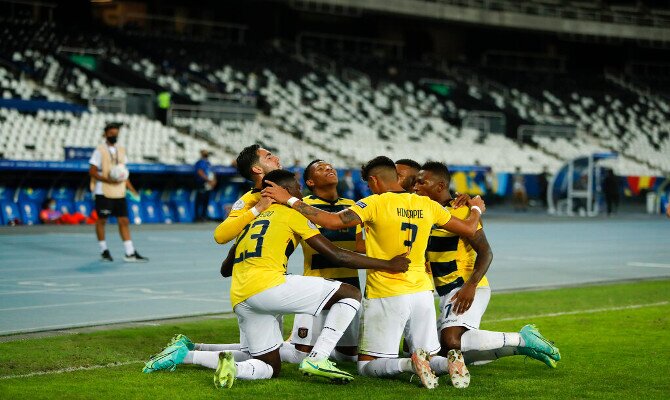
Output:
[
  {"xmin": 142, "ymin": 342, "xmax": 189, "ymax": 373},
  {"xmin": 168, "ymin": 334, "xmax": 195, "ymax": 351},
  {"xmin": 518, "ymin": 347, "xmax": 558, "ymax": 368},
  {"xmin": 520, "ymin": 324, "xmax": 561, "ymax": 361},
  {"xmin": 299, "ymin": 357, "xmax": 354, "ymax": 383},
  {"xmin": 214, "ymin": 351, "xmax": 237, "ymax": 389}
]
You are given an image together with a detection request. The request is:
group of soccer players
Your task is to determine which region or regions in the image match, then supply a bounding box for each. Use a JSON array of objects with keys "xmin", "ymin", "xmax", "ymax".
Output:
[{"xmin": 142, "ymin": 144, "xmax": 561, "ymax": 390}]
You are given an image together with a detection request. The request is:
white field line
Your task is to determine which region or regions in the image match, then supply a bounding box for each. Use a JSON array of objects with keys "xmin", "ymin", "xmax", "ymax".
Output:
[
  {"xmin": 1, "ymin": 301, "xmax": 668, "ymax": 380},
  {"xmin": 0, "ymin": 360, "xmax": 143, "ymax": 380},
  {"xmin": 627, "ymin": 262, "xmax": 670, "ymax": 269},
  {"xmin": 484, "ymin": 301, "xmax": 669, "ymax": 323}
]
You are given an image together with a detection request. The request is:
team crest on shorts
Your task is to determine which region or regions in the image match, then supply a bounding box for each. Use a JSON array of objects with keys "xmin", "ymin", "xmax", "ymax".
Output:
[{"xmin": 298, "ymin": 327, "xmax": 309, "ymax": 338}]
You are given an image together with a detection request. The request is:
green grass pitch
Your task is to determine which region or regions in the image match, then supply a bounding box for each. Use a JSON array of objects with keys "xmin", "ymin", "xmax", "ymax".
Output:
[{"xmin": 1, "ymin": 279, "xmax": 668, "ymax": 399}]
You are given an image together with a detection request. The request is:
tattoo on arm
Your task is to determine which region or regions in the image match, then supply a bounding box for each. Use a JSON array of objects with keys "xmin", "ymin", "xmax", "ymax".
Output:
[
  {"xmin": 338, "ymin": 209, "xmax": 359, "ymax": 224},
  {"xmin": 294, "ymin": 202, "xmax": 321, "ymax": 217}
]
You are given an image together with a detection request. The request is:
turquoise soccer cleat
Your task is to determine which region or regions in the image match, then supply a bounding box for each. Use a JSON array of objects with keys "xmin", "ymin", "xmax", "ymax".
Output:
[
  {"xmin": 518, "ymin": 347, "xmax": 558, "ymax": 368},
  {"xmin": 168, "ymin": 334, "xmax": 195, "ymax": 351},
  {"xmin": 142, "ymin": 342, "xmax": 189, "ymax": 373},
  {"xmin": 520, "ymin": 324, "xmax": 561, "ymax": 362},
  {"xmin": 299, "ymin": 357, "xmax": 354, "ymax": 383},
  {"xmin": 214, "ymin": 351, "xmax": 237, "ymax": 389}
]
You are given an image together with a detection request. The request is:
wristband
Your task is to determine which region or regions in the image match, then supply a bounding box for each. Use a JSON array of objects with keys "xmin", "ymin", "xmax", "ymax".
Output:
[
  {"xmin": 470, "ymin": 205, "xmax": 482, "ymax": 215},
  {"xmin": 250, "ymin": 206, "xmax": 260, "ymax": 217},
  {"xmin": 287, "ymin": 197, "xmax": 300, "ymax": 207}
]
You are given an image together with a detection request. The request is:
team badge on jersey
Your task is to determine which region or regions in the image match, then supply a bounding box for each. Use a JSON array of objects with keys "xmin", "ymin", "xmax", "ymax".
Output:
[
  {"xmin": 231, "ymin": 199, "xmax": 245, "ymax": 211},
  {"xmin": 298, "ymin": 327, "xmax": 309, "ymax": 338},
  {"xmin": 355, "ymin": 201, "xmax": 367, "ymax": 208}
]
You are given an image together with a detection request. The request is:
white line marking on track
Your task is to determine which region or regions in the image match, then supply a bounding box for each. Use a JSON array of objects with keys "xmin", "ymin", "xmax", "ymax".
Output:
[
  {"xmin": 1, "ymin": 301, "xmax": 668, "ymax": 379},
  {"xmin": 484, "ymin": 301, "xmax": 669, "ymax": 323},
  {"xmin": 0, "ymin": 360, "xmax": 143, "ymax": 380},
  {"xmin": 627, "ymin": 262, "xmax": 670, "ymax": 269}
]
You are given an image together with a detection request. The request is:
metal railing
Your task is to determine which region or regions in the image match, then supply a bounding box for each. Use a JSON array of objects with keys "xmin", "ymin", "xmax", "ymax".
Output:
[
  {"xmin": 517, "ymin": 124, "xmax": 576, "ymax": 143},
  {"xmin": 463, "ymin": 111, "xmax": 506, "ymax": 135}
]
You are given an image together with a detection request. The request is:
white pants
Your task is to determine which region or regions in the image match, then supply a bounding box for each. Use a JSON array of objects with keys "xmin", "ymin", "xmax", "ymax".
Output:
[
  {"xmin": 235, "ymin": 275, "xmax": 341, "ymax": 356},
  {"xmin": 291, "ymin": 309, "xmax": 359, "ymax": 347},
  {"xmin": 359, "ymin": 291, "xmax": 440, "ymax": 358},
  {"xmin": 437, "ymin": 286, "xmax": 491, "ymax": 331}
]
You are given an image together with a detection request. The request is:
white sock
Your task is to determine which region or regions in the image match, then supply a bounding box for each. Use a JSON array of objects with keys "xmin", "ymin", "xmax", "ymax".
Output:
[
  {"xmin": 461, "ymin": 330, "xmax": 523, "ymax": 352},
  {"xmin": 429, "ymin": 355, "xmax": 450, "ymax": 375},
  {"xmin": 309, "ymin": 298, "xmax": 360, "ymax": 361},
  {"xmin": 195, "ymin": 343, "xmax": 241, "ymax": 351},
  {"xmin": 235, "ymin": 359, "xmax": 274, "ymax": 380},
  {"xmin": 357, "ymin": 358, "xmax": 413, "ymax": 377},
  {"xmin": 184, "ymin": 351, "xmax": 219, "ymax": 369},
  {"xmin": 99, "ymin": 241, "xmax": 108, "ymax": 252},
  {"xmin": 331, "ymin": 349, "xmax": 358, "ymax": 363},
  {"xmin": 123, "ymin": 240, "xmax": 135, "ymax": 255},
  {"xmin": 279, "ymin": 342, "xmax": 308, "ymax": 363},
  {"xmin": 463, "ymin": 347, "xmax": 519, "ymax": 365}
]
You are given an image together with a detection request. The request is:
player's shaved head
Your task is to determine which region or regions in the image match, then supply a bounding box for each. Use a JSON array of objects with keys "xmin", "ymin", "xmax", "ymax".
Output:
[
  {"xmin": 395, "ymin": 159, "xmax": 421, "ymax": 171},
  {"xmin": 361, "ymin": 156, "xmax": 398, "ymax": 182},
  {"xmin": 303, "ymin": 159, "xmax": 324, "ymax": 187},
  {"xmin": 236, "ymin": 144, "xmax": 261, "ymax": 181},
  {"xmin": 263, "ymin": 169, "xmax": 302, "ymax": 198},
  {"xmin": 421, "ymin": 161, "xmax": 451, "ymax": 185}
]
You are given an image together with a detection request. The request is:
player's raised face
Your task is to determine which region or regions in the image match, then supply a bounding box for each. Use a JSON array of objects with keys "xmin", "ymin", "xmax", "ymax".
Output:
[
  {"xmin": 396, "ymin": 164, "xmax": 419, "ymax": 193},
  {"xmin": 307, "ymin": 161, "xmax": 338, "ymax": 188},
  {"xmin": 255, "ymin": 148, "xmax": 282, "ymax": 174},
  {"xmin": 413, "ymin": 170, "xmax": 441, "ymax": 200}
]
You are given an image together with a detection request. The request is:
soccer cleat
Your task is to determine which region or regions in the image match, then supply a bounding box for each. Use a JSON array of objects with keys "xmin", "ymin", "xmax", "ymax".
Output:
[
  {"xmin": 298, "ymin": 357, "xmax": 354, "ymax": 383},
  {"xmin": 447, "ymin": 349, "xmax": 470, "ymax": 389},
  {"xmin": 124, "ymin": 251, "xmax": 149, "ymax": 263},
  {"xmin": 410, "ymin": 348, "xmax": 438, "ymax": 389},
  {"xmin": 518, "ymin": 347, "xmax": 558, "ymax": 369},
  {"xmin": 168, "ymin": 334, "xmax": 195, "ymax": 351},
  {"xmin": 101, "ymin": 250, "xmax": 113, "ymax": 262},
  {"xmin": 142, "ymin": 342, "xmax": 188, "ymax": 373},
  {"xmin": 214, "ymin": 351, "xmax": 237, "ymax": 389},
  {"xmin": 520, "ymin": 324, "xmax": 561, "ymax": 361}
]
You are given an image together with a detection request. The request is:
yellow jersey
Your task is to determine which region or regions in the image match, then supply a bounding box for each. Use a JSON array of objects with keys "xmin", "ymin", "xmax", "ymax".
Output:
[
  {"xmin": 349, "ymin": 192, "xmax": 452, "ymax": 299},
  {"xmin": 213, "ymin": 189, "xmax": 261, "ymax": 244},
  {"xmin": 230, "ymin": 203, "xmax": 320, "ymax": 307},
  {"xmin": 300, "ymin": 195, "xmax": 361, "ymax": 287},
  {"xmin": 428, "ymin": 204, "xmax": 488, "ymax": 297}
]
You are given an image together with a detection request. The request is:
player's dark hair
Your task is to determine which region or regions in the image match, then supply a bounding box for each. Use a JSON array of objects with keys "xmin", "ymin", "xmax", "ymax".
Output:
[
  {"xmin": 361, "ymin": 156, "xmax": 397, "ymax": 181},
  {"xmin": 236, "ymin": 144, "xmax": 261, "ymax": 181},
  {"xmin": 104, "ymin": 122, "xmax": 121, "ymax": 133},
  {"xmin": 421, "ymin": 161, "xmax": 451, "ymax": 184},
  {"xmin": 395, "ymin": 158, "xmax": 421, "ymax": 170},
  {"xmin": 303, "ymin": 159, "xmax": 324, "ymax": 187},
  {"xmin": 263, "ymin": 169, "xmax": 297, "ymax": 189}
]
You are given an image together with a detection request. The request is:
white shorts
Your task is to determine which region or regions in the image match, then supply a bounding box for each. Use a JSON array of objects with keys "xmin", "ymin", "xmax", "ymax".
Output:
[
  {"xmin": 291, "ymin": 309, "xmax": 359, "ymax": 348},
  {"xmin": 235, "ymin": 275, "xmax": 341, "ymax": 356},
  {"xmin": 437, "ymin": 286, "xmax": 491, "ymax": 331},
  {"xmin": 359, "ymin": 291, "xmax": 440, "ymax": 358}
]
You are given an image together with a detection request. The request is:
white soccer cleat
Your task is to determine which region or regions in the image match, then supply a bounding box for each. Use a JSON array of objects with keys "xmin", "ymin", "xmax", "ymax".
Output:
[
  {"xmin": 410, "ymin": 348, "xmax": 438, "ymax": 389},
  {"xmin": 447, "ymin": 349, "xmax": 470, "ymax": 389}
]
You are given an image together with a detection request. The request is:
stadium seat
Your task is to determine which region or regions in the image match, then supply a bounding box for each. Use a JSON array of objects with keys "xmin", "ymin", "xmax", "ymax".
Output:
[
  {"xmin": 18, "ymin": 201, "xmax": 40, "ymax": 225},
  {"xmin": 75, "ymin": 200, "xmax": 94, "ymax": 216},
  {"xmin": 160, "ymin": 203, "xmax": 175, "ymax": 224},
  {"xmin": 0, "ymin": 201, "xmax": 19, "ymax": 225},
  {"xmin": 17, "ymin": 187, "xmax": 47, "ymax": 206},
  {"xmin": 0, "ymin": 186, "xmax": 15, "ymax": 202},
  {"xmin": 56, "ymin": 200, "xmax": 75, "ymax": 214},
  {"xmin": 141, "ymin": 201, "xmax": 161, "ymax": 224},
  {"xmin": 207, "ymin": 199, "xmax": 223, "ymax": 221},
  {"xmin": 50, "ymin": 187, "xmax": 75, "ymax": 202},
  {"xmin": 127, "ymin": 202, "xmax": 143, "ymax": 225},
  {"xmin": 172, "ymin": 200, "xmax": 193, "ymax": 223}
]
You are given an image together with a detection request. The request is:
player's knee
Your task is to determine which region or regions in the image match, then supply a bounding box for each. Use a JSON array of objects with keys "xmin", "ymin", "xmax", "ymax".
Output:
[
  {"xmin": 337, "ymin": 283, "xmax": 362, "ymax": 302},
  {"xmin": 443, "ymin": 333, "xmax": 461, "ymax": 351},
  {"xmin": 118, "ymin": 217, "xmax": 129, "ymax": 226}
]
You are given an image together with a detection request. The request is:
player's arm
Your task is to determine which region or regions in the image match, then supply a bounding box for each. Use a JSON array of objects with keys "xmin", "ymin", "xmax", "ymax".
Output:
[
  {"xmin": 451, "ymin": 229, "xmax": 493, "ymax": 315},
  {"xmin": 213, "ymin": 196, "xmax": 272, "ymax": 244},
  {"xmin": 88, "ymin": 164, "xmax": 115, "ymax": 184},
  {"xmin": 438, "ymin": 196, "xmax": 486, "ymax": 239},
  {"xmin": 220, "ymin": 244, "xmax": 237, "ymax": 278},
  {"xmin": 355, "ymin": 230, "xmax": 366, "ymax": 254},
  {"xmin": 125, "ymin": 178, "xmax": 139, "ymax": 197},
  {"xmin": 262, "ymin": 181, "xmax": 361, "ymax": 230},
  {"xmin": 305, "ymin": 234, "xmax": 408, "ymax": 273}
]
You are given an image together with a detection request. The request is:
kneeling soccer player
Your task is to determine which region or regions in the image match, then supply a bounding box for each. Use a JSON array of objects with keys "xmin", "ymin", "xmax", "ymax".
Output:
[{"xmin": 143, "ymin": 169, "xmax": 409, "ymax": 388}]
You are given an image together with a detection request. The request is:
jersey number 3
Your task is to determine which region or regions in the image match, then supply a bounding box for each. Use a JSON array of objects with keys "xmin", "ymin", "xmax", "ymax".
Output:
[
  {"xmin": 234, "ymin": 220, "xmax": 270, "ymax": 263},
  {"xmin": 401, "ymin": 222, "xmax": 418, "ymax": 248}
]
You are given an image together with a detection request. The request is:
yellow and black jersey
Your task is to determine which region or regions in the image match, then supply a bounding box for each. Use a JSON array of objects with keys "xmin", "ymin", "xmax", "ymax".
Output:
[
  {"xmin": 428, "ymin": 204, "xmax": 488, "ymax": 296},
  {"xmin": 300, "ymin": 195, "xmax": 361, "ymax": 288},
  {"xmin": 349, "ymin": 192, "xmax": 452, "ymax": 299},
  {"xmin": 230, "ymin": 203, "xmax": 320, "ymax": 307},
  {"xmin": 213, "ymin": 189, "xmax": 261, "ymax": 244}
]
